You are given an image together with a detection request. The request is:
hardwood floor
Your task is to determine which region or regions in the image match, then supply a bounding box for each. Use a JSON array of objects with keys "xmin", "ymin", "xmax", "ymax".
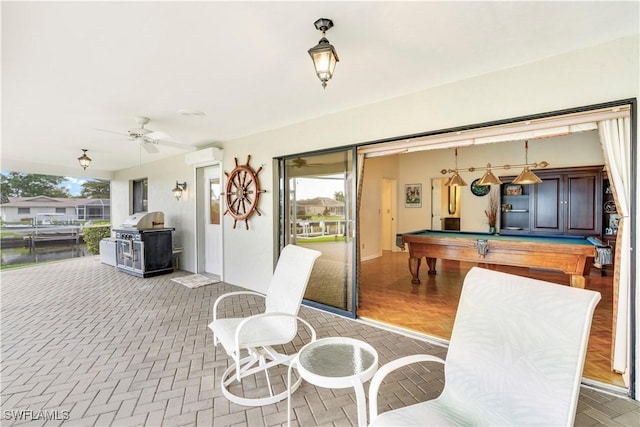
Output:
[{"xmin": 359, "ymin": 251, "xmax": 625, "ymax": 388}]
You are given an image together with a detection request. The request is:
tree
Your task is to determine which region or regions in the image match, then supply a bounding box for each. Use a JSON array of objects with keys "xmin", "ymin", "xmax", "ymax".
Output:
[
  {"xmin": 2, "ymin": 172, "xmax": 70, "ymax": 198},
  {"xmin": 0, "ymin": 174, "xmax": 10, "ymax": 203},
  {"xmin": 333, "ymin": 191, "xmax": 345, "ymax": 203},
  {"xmin": 80, "ymin": 180, "xmax": 110, "ymax": 198}
]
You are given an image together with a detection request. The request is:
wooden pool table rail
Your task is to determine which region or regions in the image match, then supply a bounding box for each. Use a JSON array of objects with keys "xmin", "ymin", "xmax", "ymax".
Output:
[{"xmin": 399, "ymin": 232, "xmax": 597, "ymax": 288}]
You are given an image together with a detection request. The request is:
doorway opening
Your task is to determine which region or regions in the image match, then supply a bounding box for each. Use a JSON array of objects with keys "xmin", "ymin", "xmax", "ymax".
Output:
[
  {"xmin": 356, "ymin": 102, "xmax": 634, "ymax": 393},
  {"xmin": 195, "ymin": 164, "xmax": 223, "ymax": 280}
]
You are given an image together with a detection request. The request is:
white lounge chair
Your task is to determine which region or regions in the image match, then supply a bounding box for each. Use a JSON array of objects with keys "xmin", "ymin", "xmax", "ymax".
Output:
[
  {"xmin": 209, "ymin": 244, "xmax": 321, "ymax": 406},
  {"xmin": 369, "ymin": 266, "xmax": 601, "ymax": 426}
]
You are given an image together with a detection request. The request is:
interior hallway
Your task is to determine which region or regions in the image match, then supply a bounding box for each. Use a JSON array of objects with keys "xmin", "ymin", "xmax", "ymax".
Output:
[{"xmin": 359, "ymin": 250, "xmax": 625, "ymax": 389}]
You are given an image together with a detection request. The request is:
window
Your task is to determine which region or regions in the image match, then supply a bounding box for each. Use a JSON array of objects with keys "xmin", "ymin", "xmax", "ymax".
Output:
[
  {"xmin": 17, "ymin": 207, "xmax": 30, "ymax": 214},
  {"xmin": 55, "ymin": 207, "xmax": 66, "ymax": 214},
  {"xmin": 132, "ymin": 178, "xmax": 148, "ymax": 214}
]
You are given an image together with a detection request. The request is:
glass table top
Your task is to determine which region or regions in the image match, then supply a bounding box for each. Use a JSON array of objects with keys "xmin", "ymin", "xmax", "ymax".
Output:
[{"xmin": 298, "ymin": 341, "xmax": 377, "ymax": 378}]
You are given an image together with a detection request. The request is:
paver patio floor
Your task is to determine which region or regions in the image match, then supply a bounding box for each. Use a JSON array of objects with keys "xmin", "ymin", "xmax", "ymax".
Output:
[{"xmin": 1, "ymin": 257, "xmax": 638, "ymax": 426}]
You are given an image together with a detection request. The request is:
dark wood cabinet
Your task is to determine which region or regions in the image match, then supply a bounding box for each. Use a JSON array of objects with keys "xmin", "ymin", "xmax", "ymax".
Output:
[
  {"xmin": 531, "ymin": 174, "xmax": 563, "ymax": 233},
  {"xmin": 500, "ymin": 166, "xmax": 603, "ymax": 237}
]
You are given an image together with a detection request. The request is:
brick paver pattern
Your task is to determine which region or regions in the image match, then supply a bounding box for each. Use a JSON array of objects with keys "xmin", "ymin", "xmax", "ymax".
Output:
[{"xmin": 1, "ymin": 257, "xmax": 639, "ymax": 426}]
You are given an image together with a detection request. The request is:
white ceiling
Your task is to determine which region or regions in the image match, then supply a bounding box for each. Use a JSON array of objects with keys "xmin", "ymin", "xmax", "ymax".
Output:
[{"xmin": 2, "ymin": 1, "xmax": 638, "ymax": 178}]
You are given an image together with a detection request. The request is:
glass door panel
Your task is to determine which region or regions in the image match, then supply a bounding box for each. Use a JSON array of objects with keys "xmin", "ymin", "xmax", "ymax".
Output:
[{"xmin": 278, "ymin": 149, "xmax": 356, "ymax": 317}]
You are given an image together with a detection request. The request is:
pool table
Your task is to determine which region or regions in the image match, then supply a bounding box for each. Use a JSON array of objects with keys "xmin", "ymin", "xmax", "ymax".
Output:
[{"xmin": 397, "ymin": 230, "xmax": 598, "ymax": 288}]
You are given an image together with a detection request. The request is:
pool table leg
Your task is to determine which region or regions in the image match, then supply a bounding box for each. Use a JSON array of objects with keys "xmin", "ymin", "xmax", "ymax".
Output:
[
  {"xmin": 570, "ymin": 274, "xmax": 586, "ymax": 289},
  {"xmin": 408, "ymin": 257, "xmax": 421, "ymax": 284},
  {"xmin": 426, "ymin": 257, "xmax": 437, "ymax": 275},
  {"xmin": 408, "ymin": 257, "xmax": 438, "ymax": 284}
]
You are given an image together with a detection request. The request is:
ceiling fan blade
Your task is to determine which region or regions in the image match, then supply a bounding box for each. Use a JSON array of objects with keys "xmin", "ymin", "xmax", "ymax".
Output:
[
  {"xmin": 141, "ymin": 141, "xmax": 160, "ymax": 154},
  {"xmin": 95, "ymin": 128, "xmax": 129, "ymax": 137},
  {"xmin": 145, "ymin": 132, "xmax": 194, "ymax": 150}
]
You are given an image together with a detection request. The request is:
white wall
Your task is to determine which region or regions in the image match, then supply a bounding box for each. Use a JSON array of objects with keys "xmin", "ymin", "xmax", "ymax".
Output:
[{"xmin": 111, "ymin": 156, "xmax": 196, "ymax": 271}]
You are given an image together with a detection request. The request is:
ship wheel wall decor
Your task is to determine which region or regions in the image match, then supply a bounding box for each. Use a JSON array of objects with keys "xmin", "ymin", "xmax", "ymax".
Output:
[{"xmin": 222, "ymin": 155, "xmax": 267, "ymax": 230}]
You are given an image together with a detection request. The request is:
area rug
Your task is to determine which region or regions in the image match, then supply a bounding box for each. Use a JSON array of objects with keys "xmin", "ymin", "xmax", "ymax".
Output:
[{"xmin": 171, "ymin": 274, "xmax": 220, "ymax": 289}]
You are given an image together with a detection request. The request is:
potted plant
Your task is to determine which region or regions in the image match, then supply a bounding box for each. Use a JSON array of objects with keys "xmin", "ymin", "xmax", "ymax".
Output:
[{"xmin": 485, "ymin": 191, "xmax": 498, "ymax": 234}]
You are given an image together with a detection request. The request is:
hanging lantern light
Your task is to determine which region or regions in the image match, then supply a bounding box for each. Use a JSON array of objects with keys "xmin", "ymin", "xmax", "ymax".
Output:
[
  {"xmin": 308, "ymin": 18, "xmax": 339, "ymax": 89},
  {"xmin": 78, "ymin": 149, "xmax": 91, "ymax": 170}
]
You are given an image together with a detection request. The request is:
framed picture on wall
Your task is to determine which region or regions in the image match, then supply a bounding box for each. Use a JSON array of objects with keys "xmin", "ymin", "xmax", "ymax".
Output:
[{"xmin": 405, "ymin": 184, "xmax": 422, "ymax": 208}]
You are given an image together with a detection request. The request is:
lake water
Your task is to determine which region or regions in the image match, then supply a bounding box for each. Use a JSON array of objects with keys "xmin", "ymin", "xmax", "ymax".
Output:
[{"xmin": 0, "ymin": 244, "xmax": 89, "ymax": 267}]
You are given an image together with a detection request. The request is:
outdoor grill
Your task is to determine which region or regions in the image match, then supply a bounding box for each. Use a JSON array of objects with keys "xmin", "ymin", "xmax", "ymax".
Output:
[{"xmin": 113, "ymin": 211, "xmax": 174, "ymax": 278}]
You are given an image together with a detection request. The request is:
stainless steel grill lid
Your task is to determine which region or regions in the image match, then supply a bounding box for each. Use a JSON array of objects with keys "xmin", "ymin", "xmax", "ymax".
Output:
[{"xmin": 120, "ymin": 211, "xmax": 165, "ymax": 230}]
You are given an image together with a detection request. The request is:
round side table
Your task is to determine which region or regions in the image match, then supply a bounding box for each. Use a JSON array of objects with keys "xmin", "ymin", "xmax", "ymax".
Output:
[{"xmin": 287, "ymin": 337, "xmax": 378, "ymax": 427}]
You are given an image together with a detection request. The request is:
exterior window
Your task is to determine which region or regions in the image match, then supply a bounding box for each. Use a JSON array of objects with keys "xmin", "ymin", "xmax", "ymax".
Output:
[
  {"xmin": 132, "ymin": 178, "xmax": 148, "ymax": 214},
  {"xmin": 18, "ymin": 207, "xmax": 30, "ymax": 214},
  {"xmin": 55, "ymin": 207, "xmax": 66, "ymax": 214}
]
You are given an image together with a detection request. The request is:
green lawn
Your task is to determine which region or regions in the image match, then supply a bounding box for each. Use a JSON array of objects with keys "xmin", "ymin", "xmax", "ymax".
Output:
[{"xmin": 296, "ymin": 235, "xmax": 346, "ymax": 243}]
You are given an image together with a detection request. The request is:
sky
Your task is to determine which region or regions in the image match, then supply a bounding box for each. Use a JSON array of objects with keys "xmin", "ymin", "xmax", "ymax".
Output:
[
  {"xmin": 294, "ymin": 176, "xmax": 345, "ymax": 200},
  {"xmin": 61, "ymin": 176, "xmax": 88, "ymax": 196}
]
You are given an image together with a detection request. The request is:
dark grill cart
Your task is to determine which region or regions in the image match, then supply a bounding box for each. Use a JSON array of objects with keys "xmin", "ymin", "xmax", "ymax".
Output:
[{"xmin": 114, "ymin": 212, "xmax": 174, "ymax": 278}]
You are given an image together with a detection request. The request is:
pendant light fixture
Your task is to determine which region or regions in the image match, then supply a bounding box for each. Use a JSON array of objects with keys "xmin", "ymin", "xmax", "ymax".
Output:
[
  {"xmin": 475, "ymin": 166, "xmax": 503, "ymax": 186},
  {"xmin": 512, "ymin": 141, "xmax": 545, "ymax": 184},
  {"xmin": 308, "ymin": 18, "xmax": 339, "ymax": 89},
  {"xmin": 440, "ymin": 141, "xmax": 548, "ymax": 186},
  {"xmin": 78, "ymin": 149, "xmax": 91, "ymax": 170},
  {"xmin": 444, "ymin": 148, "xmax": 467, "ymax": 187}
]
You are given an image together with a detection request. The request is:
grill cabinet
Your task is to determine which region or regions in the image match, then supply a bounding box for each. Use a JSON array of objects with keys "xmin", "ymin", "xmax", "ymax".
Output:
[{"xmin": 114, "ymin": 212, "xmax": 174, "ymax": 278}]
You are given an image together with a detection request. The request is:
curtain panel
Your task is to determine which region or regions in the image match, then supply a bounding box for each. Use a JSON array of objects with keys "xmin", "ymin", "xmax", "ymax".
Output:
[{"xmin": 598, "ymin": 116, "xmax": 632, "ymax": 384}]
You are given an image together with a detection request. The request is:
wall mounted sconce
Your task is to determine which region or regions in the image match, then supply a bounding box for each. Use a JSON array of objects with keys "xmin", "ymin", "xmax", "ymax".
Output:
[
  {"xmin": 172, "ymin": 181, "xmax": 187, "ymax": 200},
  {"xmin": 441, "ymin": 141, "xmax": 549, "ymax": 186},
  {"xmin": 77, "ymin": 149, "xmax": 92, "ymax": 170},
  {"xmin": 308, "ymin": 18, "xmax": 339, "ymax": 89}
]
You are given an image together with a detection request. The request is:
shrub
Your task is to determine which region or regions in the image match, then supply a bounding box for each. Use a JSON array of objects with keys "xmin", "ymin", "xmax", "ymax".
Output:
[{"xmin": 83, "ymin": 224, "xmax": 111, "ymax": 255}]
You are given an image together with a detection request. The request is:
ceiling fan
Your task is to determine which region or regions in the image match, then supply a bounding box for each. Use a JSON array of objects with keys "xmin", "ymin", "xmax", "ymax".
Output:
[
  {"xmin": 290, "ymin": 157, "xmax": 324, "ymax": 168},
  {"xmin": 97, "ymin": 116, "xmax": 193, "ymax": 154}
]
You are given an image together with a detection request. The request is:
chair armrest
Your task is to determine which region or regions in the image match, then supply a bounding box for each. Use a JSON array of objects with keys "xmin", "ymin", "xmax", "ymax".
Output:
[
  {"xmin": 369, "ymin": 354, "xmax": 445, "ymax": 422},
  {"xmin": 234, "ymin": 312, "xmax": 317, "ymax": 358},
  {"xmin": 212, "ymin": 291, "xmax": 266, "ymax": 322}
]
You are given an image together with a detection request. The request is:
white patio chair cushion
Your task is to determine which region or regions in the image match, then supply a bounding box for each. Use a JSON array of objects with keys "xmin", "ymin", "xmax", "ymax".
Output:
[{"xmin": 369, "ymin": 266, "xmax": 601, "ymax": 426}]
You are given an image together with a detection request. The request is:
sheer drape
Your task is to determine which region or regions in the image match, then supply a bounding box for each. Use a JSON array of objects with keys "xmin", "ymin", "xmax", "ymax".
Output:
[
  {"xmin": 355, "ymin": 152, "xmax": 366, "ymax": 308},
  {"xmin": 598, "ymin": 117, "xmax": 631, "ymax": 384}
]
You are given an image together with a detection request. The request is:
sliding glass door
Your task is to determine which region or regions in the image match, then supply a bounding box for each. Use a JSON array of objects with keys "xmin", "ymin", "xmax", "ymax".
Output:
[{"xmin": 278, "ymin": 148, "xmax": 356, "ymax": 317}]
